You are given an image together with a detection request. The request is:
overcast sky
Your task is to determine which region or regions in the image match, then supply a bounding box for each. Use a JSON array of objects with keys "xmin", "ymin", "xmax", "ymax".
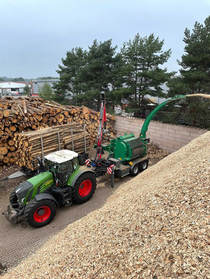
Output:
[{"xmin": 0, "ymin": 0, "xmax": 209, "ymax": 78}]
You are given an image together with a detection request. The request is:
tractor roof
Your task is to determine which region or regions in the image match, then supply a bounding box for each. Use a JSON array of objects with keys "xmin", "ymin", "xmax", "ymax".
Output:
[{"xmin": 44, "ymin": 149, "xmax": 78, "ymax": 164}]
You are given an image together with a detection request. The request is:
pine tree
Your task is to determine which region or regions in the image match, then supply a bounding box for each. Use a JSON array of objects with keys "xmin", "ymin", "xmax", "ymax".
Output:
[
  {"xmin": 179, "ymin": 16, "xmax": 210, "ymax": 93},
  {"xmin": 121, "ymin": 33, "xmax": 172, "ymax": 107},
  {"xmin": 54, "ymin": 47, "xmax": 87, "ymax": 103},
  {"xmin": 167, "ymin": 75, "xmax": 189, "ymax": 97},
  {"xmin": 80, "ymin": 39, "xmax": 122, "ymax": 109}
]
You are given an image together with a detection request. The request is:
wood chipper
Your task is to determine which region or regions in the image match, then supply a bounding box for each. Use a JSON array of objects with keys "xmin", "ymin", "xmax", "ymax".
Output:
[
  {"xmin": 86, "ymin": 94, "xmax": 189, "ymax": 183},
  {"xmin": 96, "ymin": 93, "xmax": 210, "ymax": 182}
]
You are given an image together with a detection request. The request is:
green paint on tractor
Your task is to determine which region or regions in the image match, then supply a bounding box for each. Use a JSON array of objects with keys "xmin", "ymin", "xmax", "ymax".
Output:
[
  {"xmin": 67, "ymin": 165, "xmax": 81, "ymax": 186},
  {"xmin": 28, "ymin": 171, "xmax": 53, "ymax": 186},
  {"xmin": 24, "ymin": 172, "xmax": 54, "ymax": 204}
]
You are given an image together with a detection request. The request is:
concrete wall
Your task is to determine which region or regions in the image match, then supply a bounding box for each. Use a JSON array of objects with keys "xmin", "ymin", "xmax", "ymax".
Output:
[{"xmin": 115, "ymin": 116, "xmax": 208, "ymax": 153}]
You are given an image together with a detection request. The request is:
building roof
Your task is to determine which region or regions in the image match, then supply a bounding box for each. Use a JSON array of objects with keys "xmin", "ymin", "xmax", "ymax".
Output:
[{"xmin": 0, "ymin": 82, "xmax": 27, "ymax": 89}]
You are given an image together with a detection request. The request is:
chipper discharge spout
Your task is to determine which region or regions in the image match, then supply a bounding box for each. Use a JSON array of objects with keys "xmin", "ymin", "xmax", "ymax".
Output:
[
  {"xmin": 139, "ymin": 95, "xmax": 186, "ymax": 140},
  {"xmin": 140, "ymin": 93, "xmax": 210, "ymax": 140}
]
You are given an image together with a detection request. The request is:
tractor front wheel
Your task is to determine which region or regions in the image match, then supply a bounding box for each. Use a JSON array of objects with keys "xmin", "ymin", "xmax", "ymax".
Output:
[
  {"xmin": 24, "ymin": 199, "xmax": 56, "ymax": 228},
  {"xmin": 73, "ymin": 172, "xmax": 96, "ymax": 204}
]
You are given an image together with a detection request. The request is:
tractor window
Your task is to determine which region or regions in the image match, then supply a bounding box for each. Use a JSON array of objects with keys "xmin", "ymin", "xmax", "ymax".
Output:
[{"xmin": 57, "ymin": 161, "xmax": 73, "ymax": 173}]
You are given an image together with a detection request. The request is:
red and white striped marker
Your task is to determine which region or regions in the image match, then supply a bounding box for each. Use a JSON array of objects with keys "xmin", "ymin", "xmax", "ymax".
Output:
[
  {"xmin": 107, "ymin": 164, "xmax": 114, "ymax": 175},
  {"xmin": 85, "ymin": 159, "xmax": 91, "ymax": 167}
]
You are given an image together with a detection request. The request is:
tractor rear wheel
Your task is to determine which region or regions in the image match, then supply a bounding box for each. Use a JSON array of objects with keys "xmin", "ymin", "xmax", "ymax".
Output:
[
  {"xmin": 73, "ymin": 172, "xmax": 96, "ymax": 204},
  {"xmin": 24, "ymin": 199, "xmax": 56, "ymax": 228}
]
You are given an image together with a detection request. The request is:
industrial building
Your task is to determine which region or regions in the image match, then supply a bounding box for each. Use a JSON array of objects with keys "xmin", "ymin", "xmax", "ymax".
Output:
[{"xmin": 0, "ymin": 81, "xmax": 30, "ymax": 97}]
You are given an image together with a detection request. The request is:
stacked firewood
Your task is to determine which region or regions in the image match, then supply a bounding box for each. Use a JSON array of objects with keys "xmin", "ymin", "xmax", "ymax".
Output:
[
  {"xmin": 0, "ymin": 96, "xmax": 116, "ymax": 167},
  {"xmin": 14, "ymin": 123, "xmax": 90, "ymax": 169}
]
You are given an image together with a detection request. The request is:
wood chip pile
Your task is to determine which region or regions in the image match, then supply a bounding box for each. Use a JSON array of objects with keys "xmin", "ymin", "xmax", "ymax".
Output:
[
  {"xmin": 14, "ymin": 123, "xmax": 90, "ymax": 170},
  {"xmin": 0, "ymin": 97, "xmax": 115, "ymax": 166},
  {"xmin": 147, "ymin": 143, "xmax": 169, "ymax": 165},
  {"xmin": 2, "ymin": 132, "xmax": 209, "ymax": 279}
]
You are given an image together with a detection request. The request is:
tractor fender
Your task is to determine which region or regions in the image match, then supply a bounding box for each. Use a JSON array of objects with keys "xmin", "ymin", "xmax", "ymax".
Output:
[
  {"xmin": 34, "ymin": 193, "xmax": 58, "ymax": 206},
  {"xmin": 71, "ymin": 169, "xmax": 96, "ymax": 188}
]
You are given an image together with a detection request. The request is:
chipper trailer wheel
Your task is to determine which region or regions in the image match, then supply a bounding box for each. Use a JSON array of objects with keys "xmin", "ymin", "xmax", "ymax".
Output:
[
  {"xmin": 130, "ymin": 159, "xmax": 148, "ymax": 176},
  {"xmin": 73, "ymin": 172, "xmax": 96, "ymax": 204},
  {"xmin": 139, "ymin": 160, "xmax": 148, "ymax": 172},
  {"xmin": 24, "ymin": 199, "xmax": 56, "ymax": 228},
  {"xmin": 130, "ymin": 164, "xmax": 140, "ymax": 176}
]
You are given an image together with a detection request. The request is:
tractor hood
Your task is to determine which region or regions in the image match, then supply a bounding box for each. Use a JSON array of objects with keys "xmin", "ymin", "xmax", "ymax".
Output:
[
  {"xmin": 27, "ymin": 171, "xmax": 53, "ymax": 187},
  {"xmin": 15, "ymin": 171, "xmax": 53, "ymax": 204},
  {"xmin": 15, "ymin": 181, "xmax": 34, "ymax": 203}
]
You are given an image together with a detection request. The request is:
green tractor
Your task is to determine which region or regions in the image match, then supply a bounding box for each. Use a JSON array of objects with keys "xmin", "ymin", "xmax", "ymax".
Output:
[{"xmin": 4, "ymin": 150, "xmax": 96, "ymax": 228}]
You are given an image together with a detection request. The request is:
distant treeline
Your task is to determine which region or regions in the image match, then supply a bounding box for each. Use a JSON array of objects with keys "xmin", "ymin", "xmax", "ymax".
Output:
[{"xmin": 0, "ymin": 77, "xmax": 57, "ymax": 82}]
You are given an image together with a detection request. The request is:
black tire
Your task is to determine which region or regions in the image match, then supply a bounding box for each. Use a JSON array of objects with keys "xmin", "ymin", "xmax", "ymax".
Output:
[
  {"xmin": 139, "ymin": 160, "xmax": 148, "ymax": 172},
  {"xmin": 73, "ymin": 172, "xmax": 96, "ymax": 204},
  {"xmin": 24, "ymin": 199, "xmax": 56, "ymax": 228},
  {"xmin": 130, "ymin": 164, "xmax": 139, "ymax": 176}
]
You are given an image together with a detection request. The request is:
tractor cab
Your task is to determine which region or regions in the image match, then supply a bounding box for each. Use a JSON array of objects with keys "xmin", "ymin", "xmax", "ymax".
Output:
[{"xmin": 44, "ymin": 150, "xmax": 79, "ymax": 186}]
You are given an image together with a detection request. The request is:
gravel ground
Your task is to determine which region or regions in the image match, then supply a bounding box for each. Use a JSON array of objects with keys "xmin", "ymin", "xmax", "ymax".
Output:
[{"xmin": 1, "ymin": 134, "xmax": 209, "ymax": 279}]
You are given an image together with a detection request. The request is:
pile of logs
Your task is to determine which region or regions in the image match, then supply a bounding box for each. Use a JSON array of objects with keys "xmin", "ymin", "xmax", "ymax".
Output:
[
  {"xmin": 0, "ymin": 96, "xmax": 116, "ymax": 167},
  {"xmin": 14, "ymin": 123, "xmax": 90, "ymax": 169}
]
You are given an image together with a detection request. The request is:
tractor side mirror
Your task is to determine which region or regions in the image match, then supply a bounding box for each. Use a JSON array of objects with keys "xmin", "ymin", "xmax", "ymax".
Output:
[{"xmin": 37, "ymin": 157, "xmax": 45, "ymax": 171}]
